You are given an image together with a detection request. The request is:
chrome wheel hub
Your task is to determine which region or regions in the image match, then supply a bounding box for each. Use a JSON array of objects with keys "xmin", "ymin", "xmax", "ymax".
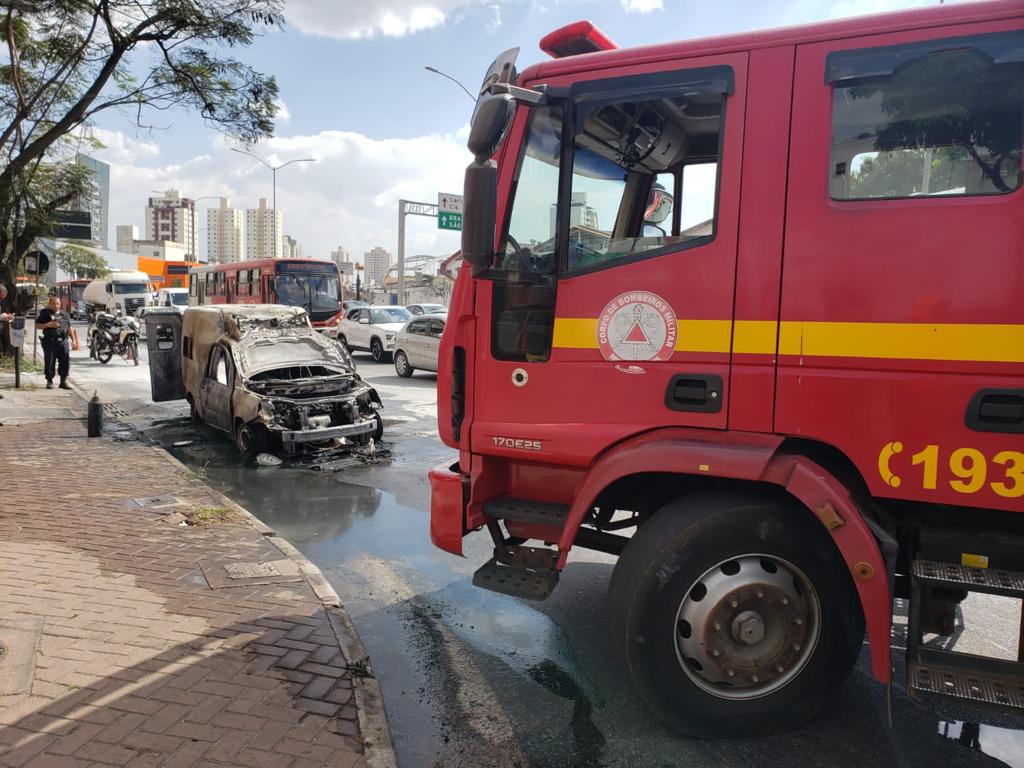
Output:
[{"xmin": 674, "ymin": 555, "xmax": 821, "ymax": 700}]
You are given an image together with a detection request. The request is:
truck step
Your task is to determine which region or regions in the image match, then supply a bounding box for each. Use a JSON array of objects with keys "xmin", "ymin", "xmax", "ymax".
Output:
[
  {"xmin": 908, "ymin": 660, "xmax": 1024, "ymax": 709},
  {"xmin": 913, "ymin": 559, "xmax": 1024, "ymax": 598},
  {"xmin": 472, "ymin": 544, "xmax": 560, "ymax": 601},
  {"xmin": 483, "ymin": 497, "xmax": 569, "ymax": 527}
]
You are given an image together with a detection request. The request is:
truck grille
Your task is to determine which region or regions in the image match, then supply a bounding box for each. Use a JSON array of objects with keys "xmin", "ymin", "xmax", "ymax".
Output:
[{"xmin": 125, "ymin": 297, "xmax": 146, "ymax": 315}]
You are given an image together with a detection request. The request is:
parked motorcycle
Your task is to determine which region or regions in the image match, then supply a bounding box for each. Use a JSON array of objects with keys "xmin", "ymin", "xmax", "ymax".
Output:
[{"xmin": 89, "ymin": 312, "xmax": 141, "ymax": 366}]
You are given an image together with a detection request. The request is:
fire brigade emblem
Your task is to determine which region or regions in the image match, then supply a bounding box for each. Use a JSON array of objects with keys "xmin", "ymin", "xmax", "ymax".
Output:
[{"xmin": 597, "ymin": 291, "xmax": 677, "ymax": 362}]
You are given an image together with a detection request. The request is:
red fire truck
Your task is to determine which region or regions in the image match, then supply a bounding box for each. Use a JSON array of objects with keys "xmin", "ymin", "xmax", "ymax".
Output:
[
  {"xmin": 188, "ymin": 258, "xmax": 344, "ymax": 333},
  {"xmin": 430, "ymin": 1, "xmax": 1024, "ymax": 737}
]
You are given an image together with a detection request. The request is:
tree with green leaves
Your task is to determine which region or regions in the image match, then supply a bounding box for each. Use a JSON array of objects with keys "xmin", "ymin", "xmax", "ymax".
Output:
[
  {"xmin": 0, "ymin": 0, "xmax": 283, "ymax": 291},
  {"xmin": 55, "ymin": 243, "xmax": 109, "ymax": 278}
]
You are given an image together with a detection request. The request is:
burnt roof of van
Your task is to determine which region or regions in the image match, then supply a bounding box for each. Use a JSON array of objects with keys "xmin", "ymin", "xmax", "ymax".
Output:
[{"xmin": 186, "ymin": 304, "xmax": 306, "ymax": 320}]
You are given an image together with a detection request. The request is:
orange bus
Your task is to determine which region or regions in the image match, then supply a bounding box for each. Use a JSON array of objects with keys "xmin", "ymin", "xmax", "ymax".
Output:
[{"xmin": 188, "ymin": 258, "xmax": 343, "ymax": 332}]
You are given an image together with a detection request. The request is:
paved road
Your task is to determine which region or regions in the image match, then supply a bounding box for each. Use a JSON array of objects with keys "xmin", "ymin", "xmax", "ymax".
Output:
[{"xmin": 60, "ymin": 327, "xmax": 1024, "ymax": 768}]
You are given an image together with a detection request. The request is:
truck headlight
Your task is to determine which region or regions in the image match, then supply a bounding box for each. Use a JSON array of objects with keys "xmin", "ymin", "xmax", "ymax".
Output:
[{"xmin": 385, "ymin": 333, "xmax": 395, "ymax": 341}]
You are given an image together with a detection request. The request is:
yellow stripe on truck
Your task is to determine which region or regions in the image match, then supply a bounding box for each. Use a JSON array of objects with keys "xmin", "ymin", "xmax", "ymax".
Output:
[
  {"xmin": 551, "ymin": 318, "xmax": 1024, "ymax": 363},
  {"xmin": 777, "ymin": 322, "xmax": 1024, "ymax": 363}
]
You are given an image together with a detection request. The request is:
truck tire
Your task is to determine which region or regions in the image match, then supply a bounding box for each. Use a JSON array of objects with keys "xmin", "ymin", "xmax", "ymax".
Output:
[{"xmin": 607, "ymin": 490, "xmax": 864, "ymax": 738}]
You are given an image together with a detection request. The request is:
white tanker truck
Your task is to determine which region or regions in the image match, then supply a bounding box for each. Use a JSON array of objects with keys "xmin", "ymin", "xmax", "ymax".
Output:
[{"xmin": 83, "ymin": 269, "xmax": 153, "ymax": 318}]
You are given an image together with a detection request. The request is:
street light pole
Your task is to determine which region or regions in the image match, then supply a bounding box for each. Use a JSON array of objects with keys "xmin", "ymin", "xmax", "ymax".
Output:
[
  {"xmin": 424, "ymin": 66, "xmax": 477, "ymax": 102},
  {"xmin": 230, "ymin": 148, "xmax": 315, "ymax": 258}
]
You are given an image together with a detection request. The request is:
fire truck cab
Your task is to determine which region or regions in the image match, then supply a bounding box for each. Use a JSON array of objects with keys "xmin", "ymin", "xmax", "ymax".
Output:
[{"xmin": 430, "ymin": 1, "xmax": 1023, "ymax": 738}]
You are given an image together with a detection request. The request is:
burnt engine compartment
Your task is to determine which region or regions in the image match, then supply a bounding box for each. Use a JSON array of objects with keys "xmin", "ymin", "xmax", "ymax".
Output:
[
  {"xmin": 246, "ymin": 366, "xmax": 381, "ymax": 435},
  {"xmin": 248, "ymin": 366, "xmax": 357, "ymax": 398}
]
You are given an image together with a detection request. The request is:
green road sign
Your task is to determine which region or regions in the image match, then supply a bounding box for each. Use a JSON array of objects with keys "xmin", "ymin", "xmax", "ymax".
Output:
[{"xmin": 438, "ymin": 211, "xmax": 462, "ymax": 231}]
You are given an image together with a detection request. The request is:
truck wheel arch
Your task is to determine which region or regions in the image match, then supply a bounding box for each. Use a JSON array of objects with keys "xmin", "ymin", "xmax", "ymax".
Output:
[{"xmin": 557, "ymin": 429, "xmax": 892, "ymax": 683}]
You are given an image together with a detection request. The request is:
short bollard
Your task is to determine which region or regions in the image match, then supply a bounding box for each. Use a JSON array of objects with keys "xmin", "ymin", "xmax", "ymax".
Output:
[{"xmin": 87, "ymin": 392, "xmax": 103, "ymax": 437}]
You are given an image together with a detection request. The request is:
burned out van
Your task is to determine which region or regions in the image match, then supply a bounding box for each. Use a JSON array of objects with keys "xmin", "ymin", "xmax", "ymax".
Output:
[{"xmin": 146, "ymin": 304, "xmax": 383, "ymax": 455}]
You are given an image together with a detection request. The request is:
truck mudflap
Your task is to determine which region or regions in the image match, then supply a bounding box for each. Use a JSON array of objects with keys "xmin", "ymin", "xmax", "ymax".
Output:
[
  {"xmin": 430, "ymin": 461, "xmax": 466, "ymax": 556},
  {"xmin": 761, "ymin": 454, "xmax": 892, "ymax": 684}
]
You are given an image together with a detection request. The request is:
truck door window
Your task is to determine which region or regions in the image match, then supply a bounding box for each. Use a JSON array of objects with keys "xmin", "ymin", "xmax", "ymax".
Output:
[
  {"xmin": 829, "ymin": 30, "xmax": 1023, "ymax": 199},
  {"xmin": 500, "ymin": 104, "xmax": 564, "ymax": 276},
  {"xmin": 565, "ymin": 81, "xmax": 725, "ymax": 272}
]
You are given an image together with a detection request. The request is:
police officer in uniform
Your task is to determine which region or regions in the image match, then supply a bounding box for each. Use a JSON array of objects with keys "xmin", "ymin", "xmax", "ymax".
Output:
[{"xmin": 36, "ymin": 295, "xmax": 71, "ymax": 389}]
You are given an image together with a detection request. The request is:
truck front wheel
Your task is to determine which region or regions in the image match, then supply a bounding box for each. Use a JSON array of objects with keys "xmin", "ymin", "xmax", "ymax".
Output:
[{"xmin": 607, "ymin": 491, "xmax": 864, "ymax": 738}]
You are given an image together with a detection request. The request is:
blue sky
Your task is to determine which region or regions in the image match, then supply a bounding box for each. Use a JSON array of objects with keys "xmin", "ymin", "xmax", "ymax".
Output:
[{"xmin": 90, "ymin": 0, "xmax": 936, "ymax": 265}]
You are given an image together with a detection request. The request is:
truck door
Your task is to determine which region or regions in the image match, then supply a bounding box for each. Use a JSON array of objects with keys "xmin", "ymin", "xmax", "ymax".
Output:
[
  {"xmin": 145, "ymin": 308, "xmax": 185, "ymax": 402},
  {"xmin": 474, "ymin": 53, "xmax": 748, "ymax": 466},
  {"xmin": 780, "ymin": 23, "xmax": 1024, "ymax": 513}
]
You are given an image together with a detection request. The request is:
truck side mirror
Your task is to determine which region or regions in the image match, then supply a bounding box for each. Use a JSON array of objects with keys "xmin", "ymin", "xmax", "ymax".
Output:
[
  {"xmin": 462, "ymin": 94, "xmax": 514, "ymax": 270},
  {"xmin": 462, "ymin": 161, "xmax": 498, "ymax": 270}
]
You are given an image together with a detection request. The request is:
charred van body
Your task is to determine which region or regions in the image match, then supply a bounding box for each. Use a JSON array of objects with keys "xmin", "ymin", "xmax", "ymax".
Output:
[{"xmin": 148, "ymin": 305, "xmax": 382, "ymax": 455}]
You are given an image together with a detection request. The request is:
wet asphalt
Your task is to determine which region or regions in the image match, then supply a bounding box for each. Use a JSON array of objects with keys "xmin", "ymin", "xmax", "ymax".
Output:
[{"xmin": 61, "ymin": 328, "xmax": 1024, "ymax": 768}]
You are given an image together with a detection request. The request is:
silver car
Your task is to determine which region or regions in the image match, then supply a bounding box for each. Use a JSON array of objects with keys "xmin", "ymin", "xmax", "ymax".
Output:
[
  {"xmin": 393, "ymin": 314, "xmax": 445, "ymax": 377},
  {"xmin": 407, "ymin": 303, "xmax": 446, "ymax": 316}
]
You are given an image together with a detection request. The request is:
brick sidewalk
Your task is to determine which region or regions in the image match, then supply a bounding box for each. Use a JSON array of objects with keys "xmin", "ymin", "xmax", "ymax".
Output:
[{"xmin": 0, "ymin": 379, "xmax": 394, "ymax": 768}]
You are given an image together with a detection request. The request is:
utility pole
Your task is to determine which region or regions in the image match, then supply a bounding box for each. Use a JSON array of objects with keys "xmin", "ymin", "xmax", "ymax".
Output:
[
  {"xmin": 230, "ymin": 149, "xmax": 315, "ymax": 258},
  {"xmin": 396, "ymin": 199, "xmax": 438, "ymax": 305}
]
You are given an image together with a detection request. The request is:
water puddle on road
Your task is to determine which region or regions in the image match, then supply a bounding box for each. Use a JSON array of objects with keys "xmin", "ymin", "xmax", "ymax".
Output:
[
  {"xmin": 148, "ymin": 418, "xmax": 607, "ymax": 765},
  {"xmin": 938, "ymin": 719, "xmax": 1024, "ymax": 768}
]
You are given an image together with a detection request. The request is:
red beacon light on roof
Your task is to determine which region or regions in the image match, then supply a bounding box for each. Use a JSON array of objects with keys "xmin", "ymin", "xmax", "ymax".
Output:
[{"xmin": 539, "ymin": 21, "xmax": 618, "ymax": 58}]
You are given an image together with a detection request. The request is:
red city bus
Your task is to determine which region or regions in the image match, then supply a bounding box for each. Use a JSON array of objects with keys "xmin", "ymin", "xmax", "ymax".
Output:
[
  {"xmin": 188, "ymin": 258, "xmax": 344, "ymax": 332},
  {"xmin": 430, "ymin": 2, "xmax": 1024, "ymax": 737},
  {"xmin": 56, "ymin": 279, "xmax": 91, "ymax": 319}
]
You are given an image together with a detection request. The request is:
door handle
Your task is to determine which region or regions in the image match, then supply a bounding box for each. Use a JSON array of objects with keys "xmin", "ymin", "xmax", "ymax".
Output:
[
  {"xmin": 665, "ymin": 374, "xmax": 723, "ymax": 413},
  {"xmin": 965, "ymin": 388, "xmax": 1024, "ymax": 433}
]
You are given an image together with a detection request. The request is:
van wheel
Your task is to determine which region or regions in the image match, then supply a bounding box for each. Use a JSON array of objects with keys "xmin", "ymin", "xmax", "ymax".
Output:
[
  {"xmin": 370, "ymin": 338, "xmax": 389, "ymax": 363},
  {"xmin": 394, "ymin": 350, "xmax": 413, "ymax": 377},
  {"xmin": 356, "ymin": 412, "xmax": 384, "ymax": 445},
  {"xmin": 235, "ymin": 421, "xmax": 267, "ymax": 456},
  {"xmin": 607, "ymin": 491, "xmax": 863, "ymax": 738}
]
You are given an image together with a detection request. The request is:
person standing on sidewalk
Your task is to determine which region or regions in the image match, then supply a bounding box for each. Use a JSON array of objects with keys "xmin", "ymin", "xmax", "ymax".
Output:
[
  {"xmin": 36, "ymin": 295, "xmax": 72, "ymax": 390},
  {"xmin": 0, "ymin": 284, "xmax": 13, "ymax": 356}
]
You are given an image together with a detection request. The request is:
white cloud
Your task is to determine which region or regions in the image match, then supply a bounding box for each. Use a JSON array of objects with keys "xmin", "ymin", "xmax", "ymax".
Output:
[
  {"xmin": 486, "ymin": 3, "xmax": 502, "ymax": 33},
  {"xmin": 825, "ymin": 0, "xmax": 934, "ymax": 20},
  {"xmin": 621, "ymin": 0, "xmax": 663, "ymax": 13},
  {"xmin": 78, "ymin": 127, "xmax": 160, "ymax": 165},
  {"xmin": 92, "ymin": 127, "xmax": 470, "ymax": 263},
  {"xmin": 284, "ymin": 0, "xmax": 462, "ymax": 40},
  {"xmin": 274, "ymin": 99, "xmax": 291, "ymax": 124}
]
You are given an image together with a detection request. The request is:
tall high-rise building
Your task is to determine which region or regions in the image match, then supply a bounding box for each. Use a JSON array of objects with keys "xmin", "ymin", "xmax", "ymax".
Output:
[
  {"xmin": 331, "ymin": 246, "xmax": 353, "ymax": 284},
  {"xmin": 245, "ymin": 198, "xmax": 283, "ymax": 260},
  {"xmin": 364, "ymin": 246, "xmax": 392, "ymax": 287},
  {"xmin": 76, "ymin": 155, "xmax": 110, "ymax": 248},
  {"xmin": 550, "ymin": 191, "xmax": 598, "ymax": 238},
  {"xmin": 115, "ymin": 224, "xmax": 139, "ymax": 255},
  {"xmin": 146, "ymin": 189, "xmax": 196, "ymax": 257},
  {"xmin": 206, "ymin": 198, "xmax": 244, "ymax": 264},
  {"xmin": 283, "ymin": 235, "xmax": 303, "ymax": 259}
]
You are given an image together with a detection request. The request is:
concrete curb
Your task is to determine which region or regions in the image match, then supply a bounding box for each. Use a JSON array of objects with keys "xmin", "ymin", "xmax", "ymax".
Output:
[{"xmin": 64, "ymin": 381, "xmax": 399, "ymax": 768}]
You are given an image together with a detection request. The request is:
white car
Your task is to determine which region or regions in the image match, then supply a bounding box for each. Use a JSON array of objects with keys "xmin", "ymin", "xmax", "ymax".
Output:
[
  {"xmin": 407, "ymin": 303, "xmax": 446, "ymax": 317},
  {"xmin": 393, "ymin": 314, "xmax": 445, "ymax": 377},
  {"xmin": 337, "ymin": 306, "xmax": 412, "ymax": 362}
]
